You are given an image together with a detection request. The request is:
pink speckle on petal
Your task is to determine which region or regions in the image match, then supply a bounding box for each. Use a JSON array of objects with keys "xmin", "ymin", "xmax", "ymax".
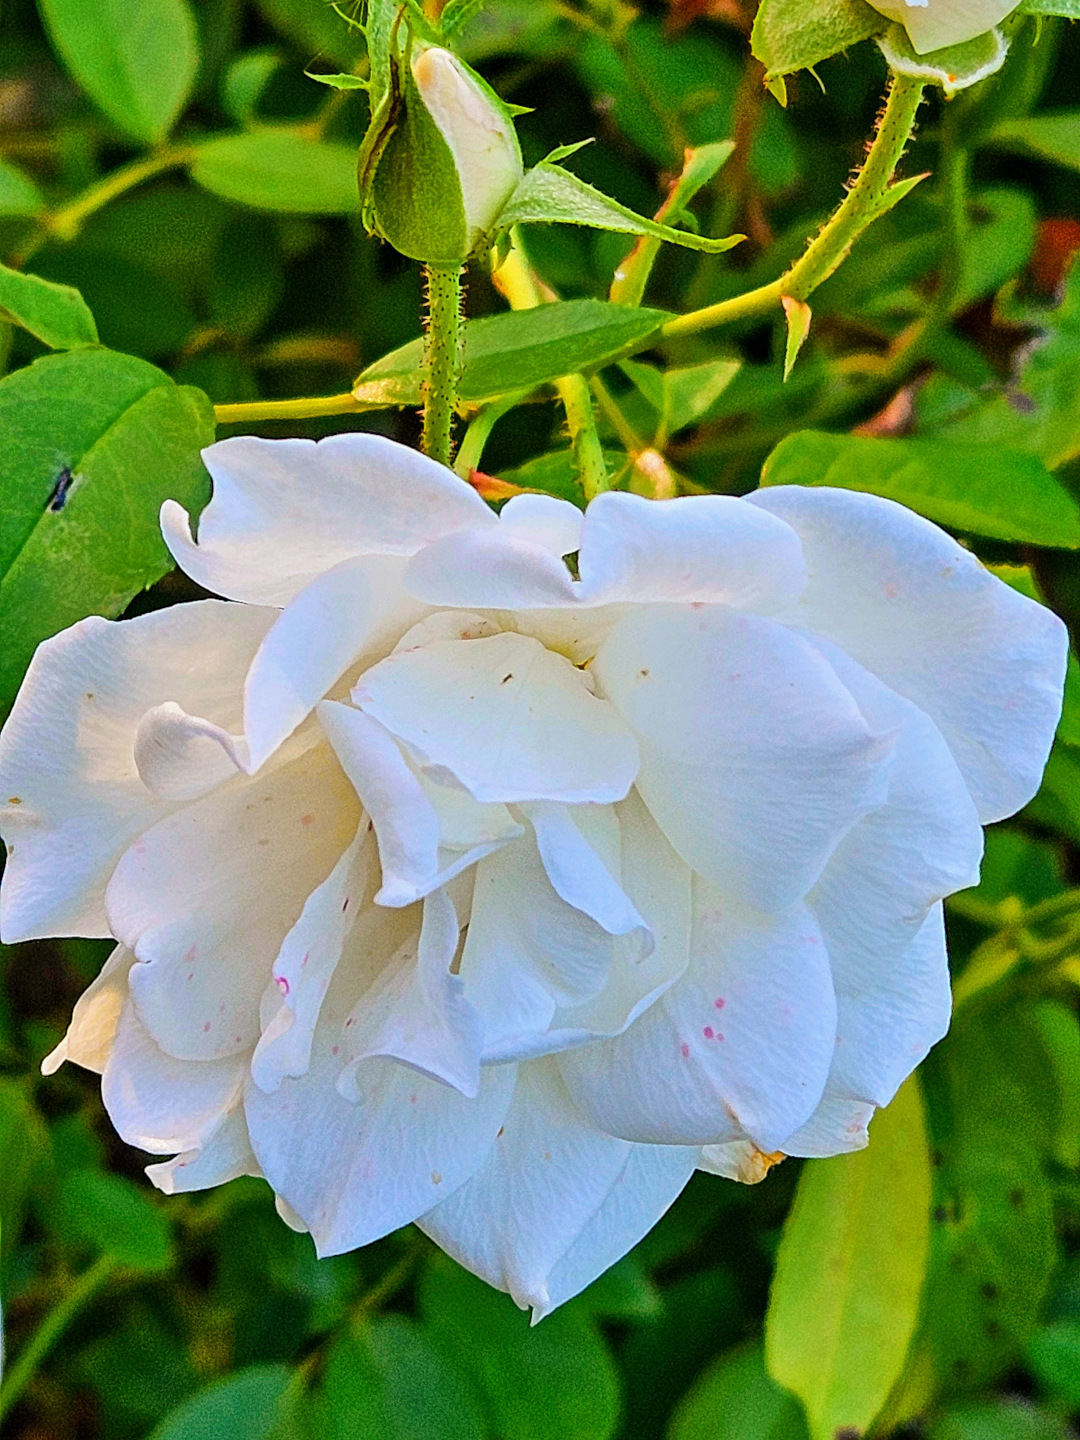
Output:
[
  {"xmin": 680, "ymin": 1043, "xmax": 690, "ymax": 1058},
  {"xmin": 203, "ymin": 1021, "xmax": 211, "ymax": 1033},
  {"xmin": 300, "ymin": 813, "xmax": 314, "ymax": 827},
  {"xmin": 714, "ymin": 997, "xmax": 726, "ymax": 1010},
  {"xmin": 275, "ymin": 976, "xmax": 289, "ymax": 996},
  {"xmin": 703, "ymin": 1026, "xmax": 715, "ymax": 1040},
  {"xmin": 331, "ymin": 1045, "xmax": 340, "ymax": 1057}
]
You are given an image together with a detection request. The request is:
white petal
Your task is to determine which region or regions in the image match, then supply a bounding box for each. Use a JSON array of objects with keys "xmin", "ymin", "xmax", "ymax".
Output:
[
  {"xmin": 337, "ymin": 887, "xmax": 482, "ymax": 1098},
  {"xmin": 577, "ymin": 492, "xmax": 807, "ymax": 609},
  {"xmin": 498, "ymin": 494, "xmax": 583, "ymax": 556},
  {"xmin": 244, "ymin": 941, "xmax": 514, "ymax": 1255},
  {"xmin": 524, "ymin": 802, "xmax": 649, "ymax": 947},
  {"xmin": 593, "ymin": 606, "xmax": 894, "ymax": 912},
  {"xmin": 781, "ymin": 1090, "xmax": 874, "ymax": 1158},
  {"xmin": 0, "ymin": 601, "xmax": 275, "ymax": 942},
  {"xmin": 42, "ymin": 944, "xmax": 135, "ymax": 1076},
  {"xmin": 536, "ymin": 1143, "xmax": 696, "ymax": 1319},
  {"xmin": 404, "ymin": 527, "xmax": 579, "ymax": 609},
  {"xmin": 317, "ymin": 702, "xmax": 515, "ymax": 906},
  {"xmin": 355, "ymin": 631, "xmax": 640, "ymax": 805},
  {"xmin": 162, "ymin": 433, "xmax": 496, "ymax": 606},
  {"xmin": 110, "ymin": 742, "xmax": 359, "ymax": 1061},
  {"xmin": 749, "ymin": 485, "xmax": 1067, "ymax": 822},
  {"xmin": 392, "ymin": 611, "xmax": 502, "ymax": 652},
  {"xmin": 698, "ymin": 1141, "xmax": 785, "ymax": 1184},
  {"xmin": 146, "ymin": 1107, "xmax": 260, "ymax": 1194},
  {"xmin": 251, "ymin": 826, "xmax": 372, "ymax": 1093},
  {"xmin": 102, "ymin": 998, "xmax": 246, "ymax": 1153},
  {"xmin": 133, "ymin": 703, "xmax": 249, "ymax": 801},
  {"xmin": 868, "ymin": 0, "xmax": 1016, "ymax": 52},
  {"xmin": 559, "ymin": 888, "xmax": 837, "ymax": 1151},
  {"xmin": 243, "ymin": 555, "xmax": 429, "ymax": 771},
  {"xmin": 824, "ymin": 904, "xmax": 951, "ymax": 1110},
  {"xmin": 544, "ymin": 791, "xmax": 692, "ymax": 1050},
  {"xmin": 420, "ymin": 1057, "xmax": 696, "ymax": 1316}
]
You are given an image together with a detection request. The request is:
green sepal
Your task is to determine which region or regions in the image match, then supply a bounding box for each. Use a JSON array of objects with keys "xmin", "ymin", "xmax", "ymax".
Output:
[
  {"xmin": 439, "ymin": 0, "xmax": 488, "ymax": 37},
  {"xmin": 781, "ymin": 296, "xmax": 812, "ymax": 381},
  {"xmin": 878, "ymin": 23, "xmax": 1010, "ymax": 95},
  {"xmin": 363, "ymin": 0, "xmax": 439, "ymax": 110},
  {"xmin": 498, "ymin": 163, "xmax": 743, "ymax": 255},
  {"xmin": 306, "ymin": 71, "xmax": 369, "ymax": 89},
  {"xmin": 751, "ymin": 0, "xmax": 883, "ymax": 86},
  {"xmin": 369, "ymin": 52, "xmax": 470, "ymax": 263}
]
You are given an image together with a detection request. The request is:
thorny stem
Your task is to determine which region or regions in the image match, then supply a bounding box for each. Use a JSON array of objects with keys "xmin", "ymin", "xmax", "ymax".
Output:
[
  {"xmin": 494, "ymin": 236, "xmax": 613, "ymax": 499},
  {"xmin": 422, "ymin": 262, "xmax": 466, "ymax": 468},
  {"xmin": 661, "ymin": 74, "xmax": 926, "ymax": 341},
  {"xmin": 0, "ymin": 1255, "xmax": 117, "ymax": 1423}
]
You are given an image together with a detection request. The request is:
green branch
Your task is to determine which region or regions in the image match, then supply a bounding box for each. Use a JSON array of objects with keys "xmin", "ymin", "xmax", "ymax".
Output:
[
  {"xmin": 661, "ymin": 74, "xmax": 926, "ymax": 341},
  {"xmin": 422, "ymin": 262, "xmax": 466, "ymax": 468},
  {"xmin": 214, "ymin": 393, "xmax": 371, "ymax": 426}
]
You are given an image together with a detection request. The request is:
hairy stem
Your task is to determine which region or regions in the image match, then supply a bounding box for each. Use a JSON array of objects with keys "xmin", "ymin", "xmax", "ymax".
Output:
[
  {"xmin": 662, "ymin": 74, "xmax": 926, "ymax": 341},
  {"xmin": 422, "ymin": 262, "xmax": 465, "ymax": 468}
]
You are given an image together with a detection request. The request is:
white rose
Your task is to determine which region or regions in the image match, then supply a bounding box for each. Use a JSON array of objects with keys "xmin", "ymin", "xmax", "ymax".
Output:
[
  {"xmin": 0, "ymin": 434, "xmax": 1065, "ymax": 1317},
  {"xmin": 867, "ymin": 0, "xmax": 1019, "ymax": 53}
]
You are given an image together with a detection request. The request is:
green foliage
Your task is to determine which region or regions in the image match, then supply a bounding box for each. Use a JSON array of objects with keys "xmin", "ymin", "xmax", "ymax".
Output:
[
  {"xmin": 37, "ymin": 0, "xmax": 199, "ymax": 144},
  {"xmin": 190, "ymin": 131, "xmax": 362, "ymax": 214},
  {"xmin": 751, "ymin": 0, "xmax": 882, "ymax": 88},
  {"xmin": 766, "ymin": 1078, "xmax": 932, "ymax": 1440},
  {"xmin": 761, "ymin": 431, "xmax": 1080, "ymax": 547},
  {"xmin": 0, "ymin": 350, "xmax": 213, "ymax": 711},
  {"xmin": 990, "ymin": 111, "xmax": 1080, "ymax": 172},
  {"xmin": 0, "ymin": 261, "xmax": 98, "ymax": 349}
]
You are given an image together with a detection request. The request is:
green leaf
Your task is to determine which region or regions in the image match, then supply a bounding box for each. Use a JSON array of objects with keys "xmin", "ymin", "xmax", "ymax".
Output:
[
  {"xmin": 0, "ymin": 1077, "xmax": 50, "ymax": 1257},
  {"xmin": 781, "ymin": 296, "xmax": 812, "ymax": 381},
  {"xmin": 620, "ymin": 357, "xmax": 740, "ymax": 438},
  {"xmin": 751, "ymin": 0, "xmax": 883, "ymax": 83},
  {"xmin": 0, "ymin": 349, "xmax": 214, "ymax": 712},
  {"xmin": 0, "ymin": 158, "xmax": 44, "ymax": 217},
  {"xmin": 52, "ymin": 1168, "xmax": 175, "ymax": 1273},
  {"xmin": 1027, "ymin": 1321, "xmax": 1080, "ymax": 1408},
  {"xmin": 760, "ymin": 430, "xmax": 1080, "ymax": 547},
  {"xmin": 765, "ymin": 1077, "xmax": 931, "ymax": 1440},
  {"xmin": 38, "ymin": 0, "xmax": 199, "ymax": 145},
  {"xmin": 500, "ymin": 163, "xmax": 743, "ymax": 254},
  {"xmin": 881, "ymin": 1010, "xmax": 1059, "ymax": 1425},
  {"xmin": 917, "ymin": 259, "xmax": 1080, "ymax": 470},
  {"xmin": 928, "ymin": 1398, "xmax": 1074, "ymax": 1440},
  {"xmin": 222, "ymin": 49, "xmax": 284, "ymax": 126},
  {"xmin": 877, "ymin": 24, "xmax": 1009, "ymax": 96},
  {"xmin": 669, "ymin": 1341, "xmax": 810, "ymax": 1440},
  {"xmin": 989, "ymin": 111, "xmax": 1080, "ymax": 172},
  {"xmin": 0, "ymin": 262, "xmax": 98, "ymax": 349},
  {"xmin": 149, "ymin": 1365, "xmax": 301, "ymax": 1440},
  {"xmin": 354, "ymin": 299, "xmax": 670, "ymax": 407},
  {"xmin": 1018, "ymin": 0, "xmax": 1080, "ymax": 14},
  {"xmin": 190, "ymin": 130, "xmax": 360, "ymax": 214},
  {"xmin": 419, "ymin": 1259, "xmax": 621, "ymax": 1440},
  {"xmin": 312, "ymin": 1318, "xmax": 485, "ymax": 1440},
  {"xmin": 306, "ymin": 70, "xmax": 368, "ymax": 89}
]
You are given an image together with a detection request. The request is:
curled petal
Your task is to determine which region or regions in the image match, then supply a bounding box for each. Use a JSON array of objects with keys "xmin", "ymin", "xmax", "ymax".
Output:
[
  {"xmin": 577, "ymin": 491, "xmax": 807, "ymax": 609},
  {"xmin": 0, "ymin": 601, "xmax": 274, "ymax": 942},
  {"xmin": 134, "ymin": 703, "xmax": 249, "ymax": 801},
  {"xmin": 560, "ymin": 887, "xmax": 837, "ymax": 1151},
  {"xmin": 42, "ymin": 944, "xmax": 135, "ymax": 1076},
  {"xmin": 146, "ymin": 1107, "xmax": 260, "ymax": 1194},
  {"xmin": 355, "ymin": 631, "xmax": 640, "ymax": 805},
  {"xmin": 162, "ymin": 433, "xmax": 495, "ymax": 607},
  {"xmin": 420, "ymin": 1058, "xmax": 697, "ymax": 1317},
  {"xmin": 749, "ymin": 485, "xmax": 1068, "ymax": 822},
  {"xmin": 594, "ymin": 606, "xmax": 895, "ymax": 912}
]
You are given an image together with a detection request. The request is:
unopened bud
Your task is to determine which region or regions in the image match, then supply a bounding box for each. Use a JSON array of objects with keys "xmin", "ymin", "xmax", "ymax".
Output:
[
  {"xmin": 866, "ymin": 0, "xmax": 1018, "ymax": 53},
  {"xmin": 412, "ymin": 47, "xmax": 523, "ymax": 251}
]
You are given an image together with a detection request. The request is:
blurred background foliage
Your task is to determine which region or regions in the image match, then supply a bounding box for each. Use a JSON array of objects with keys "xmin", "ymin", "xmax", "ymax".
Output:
[{"xmin": 2, "ymin": 1, "xmax": 1080, "ymax": 1437}]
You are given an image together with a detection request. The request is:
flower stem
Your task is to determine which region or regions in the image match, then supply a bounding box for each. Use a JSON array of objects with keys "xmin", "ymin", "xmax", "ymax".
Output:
[
  {"xmin": 214, "ymin": 393, "xmax": 370, "ymax": 426},
  {"xmin": 661, "ymin": 74, "xmax": 926, "ymax": 341},
  {"xmin": 422, "ymin": 262, "xmax": 465, "ymax": 468},
  {"xmin": 0, "ymin": 1255, "xmax": 117, "ymax": 1424},
  {"xmin": 561, "ymin": 372, "xmax": 611, "ymax": 501}
]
